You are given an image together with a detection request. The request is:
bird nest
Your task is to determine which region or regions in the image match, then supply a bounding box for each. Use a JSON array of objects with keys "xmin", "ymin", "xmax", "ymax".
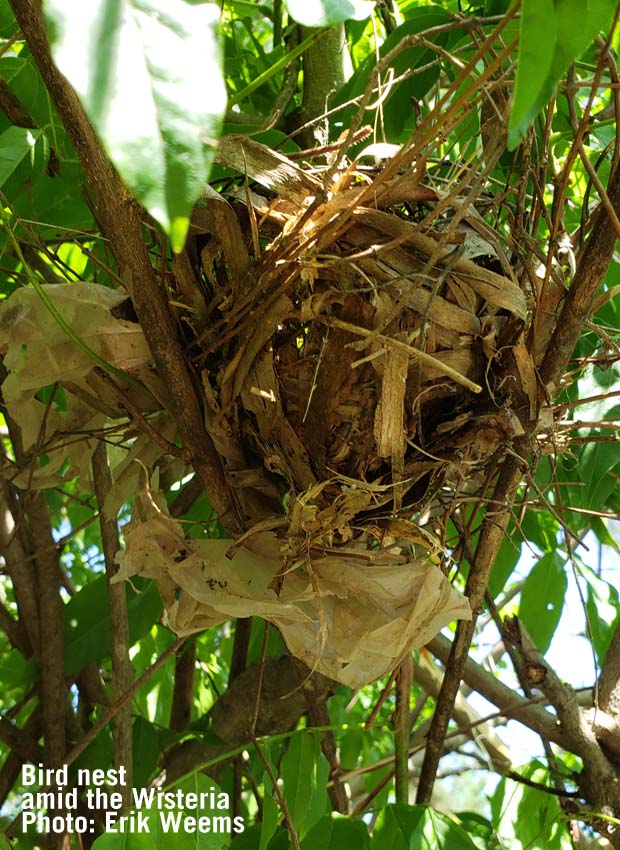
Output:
[
  {"xmin": 192, "ymin": 136, "xmax": 528, "ymax": 560},
  {"xmin": 0, "ymin": 134, "xmax": 541, "ymax": 685}
]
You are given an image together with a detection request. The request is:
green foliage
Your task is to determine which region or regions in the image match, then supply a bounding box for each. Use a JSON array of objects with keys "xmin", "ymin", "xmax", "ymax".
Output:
[
  {"xmin": 369, "ymin": 804, "xmax": 479, "ymax": 850},
  {"xmin": 574, "ymin": 362, "xmax": 620, "ymax": 510},
  {"xmin": 62, "ymin": 576, "xmax": 163, "ymax": 675},
  {"xmin": 576, "ymin": 559, "xmax": 620, "ymax": 663},
  {"xmin": 280, "ymin": 733, "xmax": 329, "ymax": 838},
  {"xmin": 0, "ymin": 126, "xmax": 44, "ymax": 185},
  {"xmin": 334, "ymin": 6, "xmax": 453, "ymax": 140},
  {"xmin": 519, "ymin": 553, "xmax": 568, "ymax": 653},
  {"xmin": 509, "ymin": 0, "xmax": 617, "ymax": 147},
  {"xmin": 44, "ymin": 0, "xmax": 226, "ymax": 252},
  {"xmin": 284, "ymin": 0, "xmax": 375, "ymax": 27},
  {"xmin": 491, "ymin": 763, "xmax": 573, "ymax": 849},
  {"xmin": 259, "ymin": 767, "xmax": 280, "ymax": 850},
  {"xmin": 300, "ymin": 814, "xmax": 371, "ymax": 849}
]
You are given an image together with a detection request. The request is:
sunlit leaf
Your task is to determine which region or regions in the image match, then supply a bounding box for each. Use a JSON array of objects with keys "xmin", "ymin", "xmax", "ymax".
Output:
[
  {"xmin": 45, "ymin": 0, "xmax": 226, "ymax": 251},
  {"xmin": 285, "ymin": 0, "xmax": 375, "ymax": 26},
  {"xmin": 370, "ymin": 805, "xmax": 425, "ymax": 850},
  {"xmin": 0, "ymin": 125, "xmax": 43, "ymax": 185},
  {"xmin": 281, "ymin": 732, "xmax": 329, "ymax": 838},
  {"xmin": 301, "ymin": 814, "xmax": 371, "ymax": 849},
  {"xmin": 412, "ymin": 807, "xmax": 478, "ymax": 850},
  {"xmin": 491, "ymin": 762, "xmax": 573, "ymax": 849},
  {"xmin": 519, "ymin": 552, "xmax": 567, "ymax": 652},
  {"xmin": 63, "ymin": 577, "xmax": 163, "ymax": 675},
  {"xmin": 509, "ymin": 0, "xmax": 615, "ymax": 148},
  {"xmin": 575, "ymin": 559, "xmax": 620, "ymax": 663}
]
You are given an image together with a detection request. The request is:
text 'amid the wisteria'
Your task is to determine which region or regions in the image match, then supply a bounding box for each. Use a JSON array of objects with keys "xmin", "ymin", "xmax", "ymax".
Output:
[{"xmin": 20, "ymin": 764, "xmax": 246, "ymax": 837}]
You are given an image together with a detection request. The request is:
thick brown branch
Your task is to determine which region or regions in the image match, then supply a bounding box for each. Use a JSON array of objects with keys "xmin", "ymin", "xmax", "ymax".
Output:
[
  {"xmin": 169, "ymin": 641, "xmax": 196, "ymax": 733},
  {"xmin": 0, "ymin": 77, "xmax": 35, "ymax": 127},
  {"xmin": 539, "ymin": 162, "xmax": 620, "ymax": 390},
  {"xmin": 415, "ymin": 649, "xmax": 512, "ymax": 772},
  {"xmin": 0, "ymin": 711, "xmax": 42, "ymax": 808},
  {"xmin": 92, "ymin": 441, "xmax": 133, "ymax": 806},
  {"xmin": 0, "ymin": 479, "xmax": 38, "ymax": 653},
  {"xmin": 598, "ymin": 620, "xmax": 620, "ymax": 719},
  {"xmin": 62, "ymin": 638, "xmax": 185, "ymax": 771},
  {"xmin": 416, "ymin": 452, "xmax": 523, "ymax": 803},
  {"xmin": 426, "ymin": 635, "xmax": 572, "ymax": 749},
  {"xmin": 0, "ymin": 715, "xmax": 43, "ymax": 763},
  {"xmin": 0, "ymin": 596, "xmax": 29, "ymax": 656},
  {"xmin": 27, "ymin": 494, "xmax": 67, "ymax": 769},
  {"xmin": 505, "ymin": 618, "xmax": 620, "ymax": 847}
]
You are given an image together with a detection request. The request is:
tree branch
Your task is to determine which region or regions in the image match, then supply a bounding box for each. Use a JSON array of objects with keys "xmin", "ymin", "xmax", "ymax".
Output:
[
  {"xmin": 415, "ymin": 649, "xmax": 513, "ymax": 773},
  {"xmin": 416, "ymin": 452, "xmax": 524, "ymax": 802},
  {"xmin": 0, "ymin": 711, "xmax": 42, "ymax": 808},
  {"xmin": 539, "ymin": 161, "xmax": 620, "ymax": 391},
  {"xmin": 169, "ymin": 641, "xmax": 196, "ymax": 733},
  {"xmin": 92, "ymin": 441, "xmax": 133, "ymax": 806},
  {"xmin": 504, "ymin": 617, "xmax": 620, "ymax": 848},
  {"xmin": 0, "ymin": 478, "xmax": 39, "ymax": 653},
  {"xmin": 426, "ymin": 634, "xmax": 573, "ymax": 749},
  {"xmin": 598, "ymin": 619, "xmax": 620, "ymax": 719}
]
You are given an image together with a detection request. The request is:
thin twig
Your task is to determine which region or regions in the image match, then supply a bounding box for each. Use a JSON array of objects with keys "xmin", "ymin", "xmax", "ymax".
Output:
[{"xmin": 250, "ymin": 624, "xmax": 302, "ymax": 850}]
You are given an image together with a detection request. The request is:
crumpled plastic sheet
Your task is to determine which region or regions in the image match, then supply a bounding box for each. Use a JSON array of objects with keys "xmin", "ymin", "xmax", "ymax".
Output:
[
  {"xmin": 0, "ymin": 282, "xmax": 161, "ymax": 491},
  {"xmin": 116, "ymin": 477, "xmax": 471, "ymax": 688}
]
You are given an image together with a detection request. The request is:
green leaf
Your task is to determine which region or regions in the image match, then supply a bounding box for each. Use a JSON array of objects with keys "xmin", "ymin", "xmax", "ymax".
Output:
[
  {"xmin": 334, "ymin": 7, "xmax": 453, "ymax": 139},
  {"xmin": 301, "ymin": 814, "xmax": 370, "ymax": 849},
  {"xmin": 454, "ymin": 812, "xmax": 494, "ymax": 850},
  {"xmin": 520, "ymin": 497, "xmax": 560, "ymax": 554},
  {"xmin": 508, "ymin": 0, "xmax": 556, "ymax": 150},
  {"xmin": 580, "ymin": 440, "xmax": 620, "ymax": 509},
  {"xmin": 280, "ymin": 732, "xmax": 329, "ymax": 839},
  {"xmin": 370, "ymin": 804, "xmax": 425, "ymax": 850},
  {"xmin": 491, "ymin": 762, "xmax": 573, "ymax": 849},
  {"xmin": 284, "ymin": 0, "xmax": 375, "ymax": 26},
  {"xmin": 228, "ymin": 825, "xmax": 264, "ymax": 850},
  {"xmin": 132, "ymin": 717, "xmax": 163, "ymax": 789},
  {"xmin": 411, "ymin": 807, "xmax": 478, "ymax": 850},
  {"xmin": 259, "ymin": 770, "xmax": 280, "ymax": 850},
  {"xmin": 591, "ymin": 516, "xmax": 620, "ymax": 551},
  {"xmin": 519, "ymin": 552, "xmax": 567, "ymax": 652},
  {"xmin": 575, "ymin": 559, "xmax": 620, "ymax": 663},
  {"xmin": 509, "ymin": 0, "xmax": 615, "ymax": 148},
  {"xmin": 0, "ymin": 646, "xmax": 38, "ymax": 690},
  {"xmin": 92, "ymin": 833, "xmax": 156, "ymax": 850},
  {"xmin": 147, "ymin": 774, "xmax": 232, "ymax": 850},
  {"xmin": 0, "ymin": 126, "xmax": 43, "ymax": 186},
  {"xmin": 488, "ymin": 533, "xmax": 522, "ymax": 598},
  {"xmin": 63, "ymin": 576, "xmax": 163, "ymax": 675},
  {"xmin": 45, "ymin": 0, "xmax": 226, "ymax": 252},
  {"xmin": 571, "ymin": 362, "xmax": 620, "ymax": 510}
]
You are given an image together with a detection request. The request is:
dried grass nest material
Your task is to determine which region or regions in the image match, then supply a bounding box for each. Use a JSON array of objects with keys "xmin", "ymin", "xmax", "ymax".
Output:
[{"xmin": 197, "ymin": 143, "xmax": 528, "ymax": 551}]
